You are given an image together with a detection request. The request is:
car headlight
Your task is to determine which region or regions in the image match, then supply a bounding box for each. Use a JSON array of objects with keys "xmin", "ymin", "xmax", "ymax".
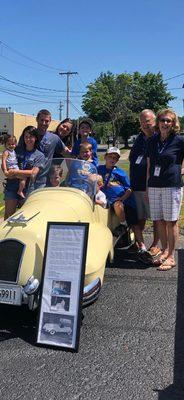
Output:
[{"xmin": 23, "ymin": 276, "xmax": 39, "ymax": 295}]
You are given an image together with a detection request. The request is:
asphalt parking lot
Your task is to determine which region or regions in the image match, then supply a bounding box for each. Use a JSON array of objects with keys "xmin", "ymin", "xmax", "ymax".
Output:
[
  {"xmin": 0, "ymin": 235, "xmax": 184, "ymax": 400},
  {"xmin": 0, "ymin": 153, "xmax": 184, "ymax": 399}
]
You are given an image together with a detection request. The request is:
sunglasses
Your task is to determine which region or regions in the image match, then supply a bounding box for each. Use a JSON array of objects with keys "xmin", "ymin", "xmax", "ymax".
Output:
[{"xmin": 159, "ymin": 118, "xmax": 173, "ymax": 123}]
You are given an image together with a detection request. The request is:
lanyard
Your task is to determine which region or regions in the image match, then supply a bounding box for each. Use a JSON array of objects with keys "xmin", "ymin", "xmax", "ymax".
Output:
[
  {"xmin": 104, "ymin": 168, "xmax": 115, "ymax": 187},
  {"xmin": 157, "ymin": 139, "xmax": 168, "ymax": 154},
  {"xmin": 157, "ymin": 134, "xmax": 173, "ymax": 155}
]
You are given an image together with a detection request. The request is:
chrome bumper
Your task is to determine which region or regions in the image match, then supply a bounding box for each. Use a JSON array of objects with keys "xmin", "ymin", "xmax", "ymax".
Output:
[
  {"xmin": 0, "ymin": 276, "xmax": 102, "ymax": 310},
  {"xmin": 83, "ymin": 278, "xmax": 101, "ymax": 307}
]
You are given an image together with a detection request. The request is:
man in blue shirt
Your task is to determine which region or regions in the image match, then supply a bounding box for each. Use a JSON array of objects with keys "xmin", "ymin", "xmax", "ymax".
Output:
[
  {"xmin": 18, "ymin": 110, "xmax": 71, "ymax": 186},
  {"xmin": 129, "ymin": 109, "xmax": 160, "ymax": 255}
]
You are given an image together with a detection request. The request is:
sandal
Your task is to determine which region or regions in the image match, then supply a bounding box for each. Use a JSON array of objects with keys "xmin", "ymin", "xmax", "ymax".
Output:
[
  {"xmin": 153, "ymin": 257, "xmax": 167, "ymax": 266},
  {"xmin": 148, "ymin": 246, "xmax": 162, "ymax": 257},
  {"xmin": 157, "ymin": 259, "xmax": 176, "ymax": 271}
]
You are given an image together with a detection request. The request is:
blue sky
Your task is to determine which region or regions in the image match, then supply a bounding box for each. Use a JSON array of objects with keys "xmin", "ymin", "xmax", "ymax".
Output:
[{"xmin": 0, "ymin": 0, "xmax": 184, "ymax": 121}]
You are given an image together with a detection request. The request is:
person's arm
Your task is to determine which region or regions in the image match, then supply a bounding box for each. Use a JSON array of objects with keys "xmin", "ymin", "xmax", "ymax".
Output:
[
  {"xmin": 71, "ymin": 140, "xmax": 79, "ymax": 157},
  {"xmin": 117, "ymin": 188, "xmax": 132, "ymax": 202},
  {"xmin": 1, "ymin": 150, "xmax": 9, "ymax": 176},
  {"xmin": 6, "ymin": 166, "xmax": 39, "ymax": 179},
  {"xmin": 147, "ymin": 157, "xmax": 150, "ymax": 183},
  {"xmin": 116, "ymin": 169, "xmax": 132, "ymax": 201},
  {"xmin": 62, "ymin": 146, "xmax": 72, "ymax": 156},
  {"xmin": 144, "ymin": 157, "xmax": 150, "ymax": 201}
]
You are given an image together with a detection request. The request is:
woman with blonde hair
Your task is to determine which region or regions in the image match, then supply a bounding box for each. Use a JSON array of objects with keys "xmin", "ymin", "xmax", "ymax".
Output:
[{"xmin": 147, "ymin": 108, "xmax": 184, "ymax": 270}]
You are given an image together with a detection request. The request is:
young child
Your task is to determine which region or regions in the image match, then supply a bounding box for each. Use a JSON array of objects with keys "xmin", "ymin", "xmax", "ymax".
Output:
[
  {"xmin": 95, "ymin": 175, "xmax": 107, "ymax": 208},
  {"xmin": 66, "ymin": 142, "xmax": 96, "ymax": 195},
  {"xmin": 2, "ymin": 134, "xmax": 26, "ymax": 198},
  {"xmin": 78, "ymin": 141, "xmax": 94, "ymax": 163},
  {"xmin": 49, "ymin": 165, "xmax": 63, "ymax": 187},
  {"xmin": 72, "ymin": 119, "xmax": 98, "ymax": 166},
  {"xmin": 98, "ymin": 147, "xmax": 138, "ymax": 234}
]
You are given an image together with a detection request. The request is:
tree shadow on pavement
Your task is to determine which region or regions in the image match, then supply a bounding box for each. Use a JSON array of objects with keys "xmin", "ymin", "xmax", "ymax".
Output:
[{"xmin": 156, "ymin": 248, "xmax": 184, "ymax": 399}]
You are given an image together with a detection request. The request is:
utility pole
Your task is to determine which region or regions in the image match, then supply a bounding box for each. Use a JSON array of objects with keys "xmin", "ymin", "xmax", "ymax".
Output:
[
  {"xmin": 59, "ymin": 71, "xmax": 78, "ymax": 118},
  {"xmin": 59, "ymin": 101, "xmax": 63, "ymax": 120}
]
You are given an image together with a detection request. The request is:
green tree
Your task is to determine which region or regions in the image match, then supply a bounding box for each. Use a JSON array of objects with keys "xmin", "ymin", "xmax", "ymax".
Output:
[
  {"xmin": 82, "ymin": 71, "xmax": 174, "ymax": 146},
  {"xmin": 179, "ymin": 116, "xmax": 184, "ymax": 133}
]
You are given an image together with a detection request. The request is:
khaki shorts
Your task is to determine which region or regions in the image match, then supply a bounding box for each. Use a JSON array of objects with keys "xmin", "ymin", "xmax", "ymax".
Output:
[{"xmin": 133, "ymin": 191, "xmax": 150, "ymax": 220}]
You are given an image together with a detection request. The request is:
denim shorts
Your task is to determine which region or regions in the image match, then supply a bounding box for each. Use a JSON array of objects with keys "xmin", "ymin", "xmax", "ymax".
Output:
[{"xmin": 3, "ymin": 179, "xmax": 19, "ymax": 201}]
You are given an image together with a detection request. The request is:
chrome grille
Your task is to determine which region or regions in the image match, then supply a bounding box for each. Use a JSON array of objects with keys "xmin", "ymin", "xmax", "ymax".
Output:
[{"xmin": 0, "ymin": 240, "xmax": 24, "ymax": 282}]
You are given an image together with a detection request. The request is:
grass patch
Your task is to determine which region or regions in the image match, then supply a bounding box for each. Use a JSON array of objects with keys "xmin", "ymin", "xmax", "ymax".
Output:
[
  {"xmin": 0, "ymin": 193, "xmax": 4, "ymax": 218},
  {"xmin": 118, "ymin": 161, "xmax": 129, "ymax": 174}
]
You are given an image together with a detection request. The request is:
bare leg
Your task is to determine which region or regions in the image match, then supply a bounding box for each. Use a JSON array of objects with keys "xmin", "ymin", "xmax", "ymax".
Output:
[
  {"xmin": 166, "ymin": 220, "xmax": 178, "ymax": 262},
  {"xmin": 17, "ymin": 179, "xmax": 26, "ymax": 199},
  {"xmin": 132, "ymin": 220, "xmax": 146, "ymax": 250},
  {"xmin": 132, "ymin": 224, "xmax": 145, "ymax": 249},
  {"xmin": 156, "ymin": 219, "xmax": 168, "ymax": 259},
  {"xmin": 113, "ymin": 201, "xmax": 126, "ymax": 224},
  {"xmin": 4, "ymin": 199, "xmax": 18, "ymax": 220},
  {"xmin": 150, "ymin": 220, "xmax": 160, "ymax": 247}
]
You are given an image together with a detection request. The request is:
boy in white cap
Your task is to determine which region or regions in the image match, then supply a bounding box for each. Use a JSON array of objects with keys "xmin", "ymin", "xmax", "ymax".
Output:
[{"xmin": 98, "ymin": 147, "xmax": 138, "ymax": 234}]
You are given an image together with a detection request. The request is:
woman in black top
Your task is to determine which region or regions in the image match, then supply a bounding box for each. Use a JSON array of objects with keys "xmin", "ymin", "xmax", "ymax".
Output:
[{"xmin": 147, "ymin": 109, "xmax": 184, "ymax": 270}]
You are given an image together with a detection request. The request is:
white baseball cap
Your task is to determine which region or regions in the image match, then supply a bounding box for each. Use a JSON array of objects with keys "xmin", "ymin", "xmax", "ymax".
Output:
[{"xmin": 106, "ymin": 147, "xmax": 121, "ymax": 157}]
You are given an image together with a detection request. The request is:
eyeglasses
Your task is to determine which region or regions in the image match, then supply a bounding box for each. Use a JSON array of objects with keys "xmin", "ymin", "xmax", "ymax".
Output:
[{"xmin": 159, "ymin": 118, "xmax": 173, "ymax": 123}]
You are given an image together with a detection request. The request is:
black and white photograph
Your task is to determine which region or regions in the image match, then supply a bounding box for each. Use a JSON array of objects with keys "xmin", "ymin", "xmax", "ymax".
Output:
[
  {"xmin": 40, "ymin": 312, "xmax": 74, "ymax": 345},
  {"xmin": 51, "ymin": 280, "xmax": 71, "ymax": 296},
  {"xmin": 51, "ymin": 296, "xmax": 70, "ymax": 311}
]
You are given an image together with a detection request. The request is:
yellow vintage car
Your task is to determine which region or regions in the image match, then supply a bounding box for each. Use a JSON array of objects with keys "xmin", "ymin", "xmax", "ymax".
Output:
[{"xmin": 0, "ymin": 158, "xmax": 118, "ymax": 310}]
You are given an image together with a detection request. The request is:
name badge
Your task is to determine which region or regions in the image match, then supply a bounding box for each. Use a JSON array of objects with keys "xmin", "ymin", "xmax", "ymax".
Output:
[
  {"xmin": 135, "ymin": 155, "xmax": 143, "ymax": 164},
  {"xmin": 154, "ymin": 166, "xmax": 161, "ymax": 177}
]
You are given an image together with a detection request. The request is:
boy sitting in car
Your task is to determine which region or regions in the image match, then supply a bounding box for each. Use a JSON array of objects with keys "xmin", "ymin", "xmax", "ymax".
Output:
[{"xmin": 98, "ymin": 147, "xmax": 138, "ymax": 234}]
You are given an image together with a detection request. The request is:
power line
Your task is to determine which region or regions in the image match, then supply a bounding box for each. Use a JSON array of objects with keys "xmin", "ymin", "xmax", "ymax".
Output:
[
  {"xmin": 0, "ymin": 85, "xmax": 83, "ymax": 99},
  {"xmin": 69, "ymin": 100, "xmax": 82, "ymax": 115},
  {"xmin": 0, "ymin": 73, "xmax": 85, "ymax": 93},
  {"xmin": 165, "ymin": 73, "xmax": 184, "ymax": 81},
  {"xmin": 0, "ymin": 40, "xmax": 62, "ymax": 72},
  {"xmin": 0, "ymin": 88, "xmax": 58, "ymax": 103},
  {"xmin": 168, "ymin": 87, "xmax": 183, "ymax": 90},
  {"xmin": 0, "ymin": 53, "xmax": 54, "ymax": 73}
]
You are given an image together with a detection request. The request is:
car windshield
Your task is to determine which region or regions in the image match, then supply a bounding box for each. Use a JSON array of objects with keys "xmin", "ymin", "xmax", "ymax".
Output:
[{"xmin": 31, "ymin": 158, "xmax": 98, "ymax": 200}]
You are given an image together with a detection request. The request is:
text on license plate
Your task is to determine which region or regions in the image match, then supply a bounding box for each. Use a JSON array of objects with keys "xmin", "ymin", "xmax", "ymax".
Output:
[{"xmin": 0, "ymin": 286, "xmax": 22, "ymax": 305}]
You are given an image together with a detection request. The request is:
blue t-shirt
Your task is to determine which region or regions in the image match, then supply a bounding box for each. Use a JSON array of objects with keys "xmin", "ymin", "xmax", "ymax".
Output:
[
  {"xmin": 72, "ymin": 137, "xmax": 98, "ymax": 167},
  {"xmin": 66, "ymin": 160, "xmax": 96, "ymax": 195},
  {"xmin": 146, "ymin": 133, "xmax": 184, "ymax": 187},
  {"xmin": 5, "ymin": 148, "xmax": 45, "ymax": 194},
  {"xmin": 97, "ymin": 165, "xmax": 136, "ymax": 208},
  {"xmin": 37, "ymin": 131, "xmax": 65, "ymax": 174},
  {"xmin": 129, "ymin": 132, "xmax": 152, "ymax": 191},
  {"xmin": 16, "ymin": 147, "xmax": 46, "ymax": 191},
  {"xmin": 18, "ymin": 131, "xmax": 66, "ymax": 177}
]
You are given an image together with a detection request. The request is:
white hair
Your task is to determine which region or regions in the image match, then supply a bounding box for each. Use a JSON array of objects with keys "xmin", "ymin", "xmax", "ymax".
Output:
[{"xmin": 140, "ymin": 109, "xmax": 156, "ymax": 119}]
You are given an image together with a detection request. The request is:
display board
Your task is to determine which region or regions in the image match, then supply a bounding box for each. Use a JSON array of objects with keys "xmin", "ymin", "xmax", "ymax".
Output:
[{"xmin": 37, "ymin": 222, "xmax": 89, "ymax": 351}]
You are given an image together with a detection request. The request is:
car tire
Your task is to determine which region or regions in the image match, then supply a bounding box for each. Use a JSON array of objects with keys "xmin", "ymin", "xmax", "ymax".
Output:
[{"xmin": 49, "ymin": 329, "xmax": 56, "ymax": 335}]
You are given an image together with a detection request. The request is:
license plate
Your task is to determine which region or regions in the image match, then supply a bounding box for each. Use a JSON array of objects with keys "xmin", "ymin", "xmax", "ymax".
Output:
[{"xmin": 0, "ymin": 286, "xmax": 22, "ymax": 305}]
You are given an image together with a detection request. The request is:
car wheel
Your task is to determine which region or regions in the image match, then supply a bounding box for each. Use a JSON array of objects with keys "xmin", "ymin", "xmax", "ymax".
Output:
[{"xmin": 49, "ymin": 329, "xmax": 56, "ymax": 335}]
